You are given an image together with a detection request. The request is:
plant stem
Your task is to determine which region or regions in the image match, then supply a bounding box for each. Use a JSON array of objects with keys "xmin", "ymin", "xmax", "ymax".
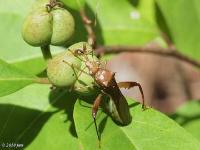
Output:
[
  {"xmin": 40, "ymin": 45, "xmax": 52, "ymax": 62},
  {"xmin": 80, "ymin": 9, "xmax": 96, "ymax": 49},
  {"xmin": 96, "ymin": 46, "xmax": 200, "ymax": 68}
]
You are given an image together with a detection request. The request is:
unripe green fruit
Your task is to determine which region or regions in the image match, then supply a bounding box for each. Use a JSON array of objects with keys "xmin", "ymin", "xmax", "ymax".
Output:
[
  {"xmin": 22, "ymin": 1, "xmax": 75, "ymax": 47},
  {"xmin": 31, "ymin": 0, "xmax": 49, "ymax": 11},
  {"xmin": 47, "ymin": 51, "xmax": 81, "ymax": 87},
  {"xmin": 47, "ymin": 42, "xmax": 98, "ymax": 94},
  {"xmin": 67, "ymin": 42, "xmax": 97, "ymax": 95},
  {"xmin": 51, "ymin": 8, "xmax": 75, "ymax": 46},
  {"xmin": 22, "ymin": 8, "xmax": 52, "ymax": 46}
]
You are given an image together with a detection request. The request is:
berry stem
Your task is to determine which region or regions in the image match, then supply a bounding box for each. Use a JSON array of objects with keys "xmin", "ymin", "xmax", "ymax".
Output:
[{"xmin": 40, "ymin": 45, "xmax": 52, "ymax": 61}]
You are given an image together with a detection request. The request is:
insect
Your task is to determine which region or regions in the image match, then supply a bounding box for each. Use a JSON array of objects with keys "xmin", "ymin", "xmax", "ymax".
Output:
[{"xmin": 64, "ymin": 44, "xmax": 147, "ymax": 142}]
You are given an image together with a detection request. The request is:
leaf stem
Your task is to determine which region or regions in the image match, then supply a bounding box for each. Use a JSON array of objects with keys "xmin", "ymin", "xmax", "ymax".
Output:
[
  {"xmin": 35, "ymin": 78, "xmax": 51, "ymax": 84},
  {"xmin": 40, "ymin": 45, "xmax": 52, "ymax": 62}
]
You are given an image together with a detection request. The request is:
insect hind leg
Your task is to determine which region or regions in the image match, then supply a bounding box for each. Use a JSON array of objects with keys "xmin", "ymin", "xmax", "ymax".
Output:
[
  {"xmin": 117, "ymin": 81, "xmax": 147, "ymax": 110},
  {"xmin": 92, "ymin": 93, "xmax": 103, "ymax": 147}
]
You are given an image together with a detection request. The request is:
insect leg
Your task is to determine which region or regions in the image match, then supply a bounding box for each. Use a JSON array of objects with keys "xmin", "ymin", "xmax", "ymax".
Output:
[
  {"xmin": 69, "ymin": 64, "xmax": 80, "ymax": 91},
  {"xmin": 117, "ymin": 82, "xmax": 147, "ymax": 110},
  {"xmin": 92, "ymin": 93, "xmax": 103, "ymax": 143},
  {"xmin": 63, "ymin": 60, "xmax": 90, "ymax": 76},
  {"xmin": 73, "ymin": 84, "xmax": 96, "ymax": 91},
  {"xmin": 82, "ymin": 43, "xmax": 87, "ymax": 53},
  {"xmin": 71, "ymin": 65, "xmax": 91, "ymax": 91},
  {"xmin": 63, "ymin": 60, "xmax": 92, "ymax": 92}
]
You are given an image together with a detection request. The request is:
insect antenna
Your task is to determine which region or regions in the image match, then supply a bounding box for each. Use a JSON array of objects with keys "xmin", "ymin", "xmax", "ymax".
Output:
[{"xmin": 92, "ymin": 93, "xmax": 103, "ymax": 147}]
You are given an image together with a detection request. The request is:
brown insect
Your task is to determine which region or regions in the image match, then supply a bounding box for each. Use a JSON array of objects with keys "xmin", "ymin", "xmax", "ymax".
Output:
[{"xmin": 64, "ymin": 44, "xmax": 147, "ymax": 142}]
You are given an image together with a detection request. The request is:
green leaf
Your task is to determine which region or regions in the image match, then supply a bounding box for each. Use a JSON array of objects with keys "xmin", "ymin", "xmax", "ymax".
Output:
[
  {"xmin": 0, "ymin": 59, "xmax": 37, "ymax": 97},
  {"xmin": 61, "ymin": 0, "xmax": 85, "ymax": 10},
  {"xmin": 0, "ymin": 0, "xmax": 159, "ymax": 64},
  {"xmin": 138, "ymin": 0, "xmax": 156, "ymax": 25},
  {"xmin": 86, "ymin": 0, "xmax": 159, "ymax": 45},
  {"xmin": 0, "ymin": 0, "xmax": 39, "ymax": 62},
  {"xmin": 12, "ymin": 57, "xmax": 46, "ymax": 75},
  {"xmin": 0, "ymin": 84, "xmax": 80, "ymax": 149},
  {"xmin": 171, "ymin": 100, "xmax": 200, "ymax": 141},
  {"xmin": 74, "ymin": 98, "xmax": 200, "ymax": 150},
  {"xmin": 61, "ymin": 0, "xmax": 159, "ymax": 47},
  {"xmin": 156, "ymin": 0, "xmax": 200, "ymax": 60}
]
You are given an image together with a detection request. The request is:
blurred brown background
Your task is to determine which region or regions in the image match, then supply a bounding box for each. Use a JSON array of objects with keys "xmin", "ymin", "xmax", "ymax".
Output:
[{"xmin": 107, "ymin": 44, "xmax": 200, "ymax": 114}]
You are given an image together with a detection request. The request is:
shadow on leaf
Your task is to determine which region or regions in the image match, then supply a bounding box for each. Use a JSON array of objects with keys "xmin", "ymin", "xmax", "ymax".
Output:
[
  {"xmin": 170, "ymin": 101, "xmax": 200, "ymax": 126},
  {"xmin": 0, "ymin": 104, "xmax": 53, "ymax": 148},
  {"xmin": 48, "ymin": 88, "xmax": 78, "ymax": 137}
]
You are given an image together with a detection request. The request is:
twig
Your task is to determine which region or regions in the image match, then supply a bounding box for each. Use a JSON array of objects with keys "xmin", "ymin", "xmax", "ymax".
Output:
[
  {"xmin": 79, "ymin": 9, "xmax": 96, "ymax": 48},
  {"xmin": 96, "ymin": 46, "xmax": 200, "ymax": 68}
]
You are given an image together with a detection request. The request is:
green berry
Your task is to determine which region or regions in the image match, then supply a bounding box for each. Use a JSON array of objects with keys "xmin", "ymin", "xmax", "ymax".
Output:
[
  {"xmin": 67, "ymin": 42, "xmax": 98, "ymax": 95},
  {"xmin": 47, "ymin": 51, "xmax": 81, "ymax": 87},
  {"xmin": 47, "ymin": 42, "xmax": 98, "ymax": 95},
  {"xmin": 22, "ymin": 0, "xmax": 75, "ymax": 47},
  {"xmin": 50, "ymin": 8, "xmax": 75, "ymax": 46},
  {"xmin": 22, "ymin": 8, "xmax": 52, "ymax": 46},
  {"xmin": 30, "ymin": 0, "xmax": 49, "ymax": 11}
]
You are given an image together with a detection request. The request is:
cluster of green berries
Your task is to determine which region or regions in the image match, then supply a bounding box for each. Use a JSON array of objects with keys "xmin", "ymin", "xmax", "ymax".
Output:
[
  {"xmin": 22, "ymin": 0, "xmax": 98, "ymax": 95},
  {"xmin": 22, "ymin": 0, "xmax": 75, "ymax": 46},
  {"xmin": 47, "ymin": 42, "xmax": 99, "ymax": 95}
]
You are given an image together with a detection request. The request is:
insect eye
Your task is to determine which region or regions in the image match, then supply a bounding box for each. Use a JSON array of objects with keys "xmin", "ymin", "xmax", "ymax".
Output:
[{"xmin": 77, "ymin": 49, "xmax": 83, "ymax": 54}]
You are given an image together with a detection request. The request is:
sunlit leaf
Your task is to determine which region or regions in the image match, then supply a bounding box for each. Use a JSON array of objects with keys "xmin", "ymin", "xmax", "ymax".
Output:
[
  {"xmin": 171, "ymin": 100, "xmax": 200, "ymax": 141},
  {"xmin": 74, "ymin": 98, "xmax": 200, "ymax": 150},
  {"xmin": 0, "ymin": 59, "xmax": 37, "ymax": 97},
  {"xmin": 156, "ymin": 0, "xmax": 200, "ymax": 60}
]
